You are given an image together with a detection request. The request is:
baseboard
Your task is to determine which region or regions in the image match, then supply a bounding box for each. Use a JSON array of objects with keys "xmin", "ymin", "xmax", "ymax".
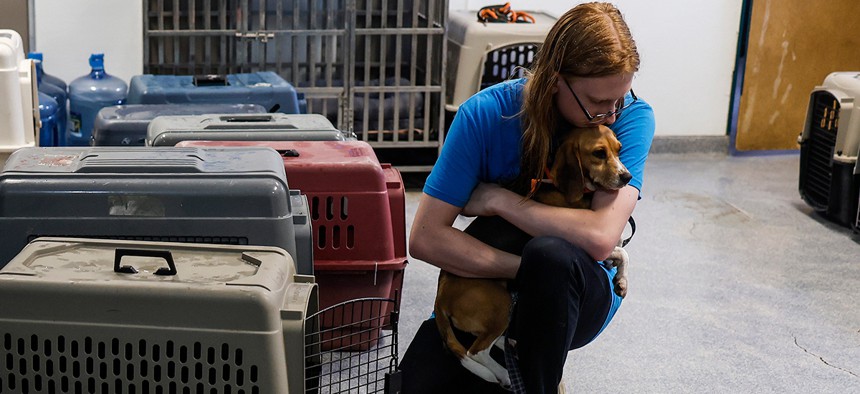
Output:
[{"xmin": 649, "ymin": 135, "xmax": 729, "ymax": 154}]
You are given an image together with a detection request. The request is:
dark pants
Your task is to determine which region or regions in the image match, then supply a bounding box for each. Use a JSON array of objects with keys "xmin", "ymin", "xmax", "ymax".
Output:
[{"xmin": 399, "ymin": 236, "xmax": 613, "ymax": 393}]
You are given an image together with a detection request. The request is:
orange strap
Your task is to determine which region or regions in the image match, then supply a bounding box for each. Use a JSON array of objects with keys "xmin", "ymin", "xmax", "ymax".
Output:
[
  {"xmin": 529, "ymin": 167, "xmax": 553, "ymax": 194},
  {"xmin": 477, "ymin": 3, "xmax": 535, "ymax": 23},
  {"xmin": 510, "ymin": 11, "xmax": 535, "ymax": 23}
]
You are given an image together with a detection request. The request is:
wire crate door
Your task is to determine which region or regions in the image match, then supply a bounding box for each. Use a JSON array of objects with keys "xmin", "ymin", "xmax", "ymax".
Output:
[
  {"xmin": 233, "ymin": 0, "xmax": 354, "ymax": 130},
  {"xmin": 305, "ymin": 297, "xmax": 401, "ymax": 394}
]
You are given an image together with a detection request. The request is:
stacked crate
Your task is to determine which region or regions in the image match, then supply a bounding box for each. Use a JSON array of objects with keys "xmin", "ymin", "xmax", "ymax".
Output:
[
  {"xmin": 0, "ymin": 147, "xmax": 314, "ymax": 275},
  {"xmin": 0, "ymin": 144, "xmax": 403, "ymax": 389},
  {"xmin": 176, "ymin": 139, "xmax": 407, "ymax": 350}
]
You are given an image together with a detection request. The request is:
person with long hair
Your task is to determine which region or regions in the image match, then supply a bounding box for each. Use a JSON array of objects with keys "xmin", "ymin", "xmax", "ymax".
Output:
[{"xmin": 399, "ymin": 3, "xmax": 655, "ymax": 393}]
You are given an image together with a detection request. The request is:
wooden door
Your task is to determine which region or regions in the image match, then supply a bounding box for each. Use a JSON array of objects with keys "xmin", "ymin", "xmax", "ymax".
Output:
[{"xmin": 735, "ymin": 0, "xmax": 860, "ymax": 151}]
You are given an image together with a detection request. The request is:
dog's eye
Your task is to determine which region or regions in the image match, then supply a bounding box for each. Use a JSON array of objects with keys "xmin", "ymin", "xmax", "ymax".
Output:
[{"xmin": 592, "ymin": 149, "xmax": 607, "ymax": 159}]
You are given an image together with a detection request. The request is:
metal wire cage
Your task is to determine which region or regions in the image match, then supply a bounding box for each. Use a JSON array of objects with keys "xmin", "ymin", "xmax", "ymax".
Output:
[
  {"xmin": 143, "ymin": 0, "xmax": 448, "ymax": 171},
  {"xmin": 304, "ymin": 297, "xmax": 400, "ymax": 394}
]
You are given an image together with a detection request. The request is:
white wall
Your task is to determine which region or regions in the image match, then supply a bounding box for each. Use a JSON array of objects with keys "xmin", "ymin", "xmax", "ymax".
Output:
[
  {"xmin": 33, "ymin": 0, "xmax": 742, "ymax": 137},
  {"xmin": 33, "ymin": 0, "xmax": 142, "ymax": 87}
]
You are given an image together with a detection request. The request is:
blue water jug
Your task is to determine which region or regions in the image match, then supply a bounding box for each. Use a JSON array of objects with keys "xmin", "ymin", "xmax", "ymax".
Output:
[
  {"xmin": 37, "ymin": 92, "xmax": 61, "ymax": 147},
  {"xmin": 28, "ymin": 52, "xmax": 67, "ymax": 92},
  {"xmin": 29, "ymin": 54, "xmax": 68, "ymax": 146},
  {"xmin": 68, "ymin": 54, "xmax": 127, "ymax": 146}
]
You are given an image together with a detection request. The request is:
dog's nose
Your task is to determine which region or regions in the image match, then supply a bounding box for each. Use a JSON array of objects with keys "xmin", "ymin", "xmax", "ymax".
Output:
[{"xmin": 620, "ymin": 172, "xmax": 632, "ymax": 184}]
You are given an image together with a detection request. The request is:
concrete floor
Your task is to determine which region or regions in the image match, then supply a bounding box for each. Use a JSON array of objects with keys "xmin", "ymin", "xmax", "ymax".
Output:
[{"xmin": 396, "ymin": 152, "xmax": 860, "ymax": 393}]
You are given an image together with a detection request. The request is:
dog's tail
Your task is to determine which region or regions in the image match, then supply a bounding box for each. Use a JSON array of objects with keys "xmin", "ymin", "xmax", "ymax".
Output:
[{"xmin": 434, "ymin": 307, "xmax": 468, "ymax": 360}]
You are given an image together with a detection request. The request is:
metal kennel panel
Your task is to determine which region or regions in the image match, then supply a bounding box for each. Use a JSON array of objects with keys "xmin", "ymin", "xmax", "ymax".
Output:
[
  {"xmin": 144, "ymin": 0, "xmax": 448, "ymax": 172},
  {"xmin": 351, "ymin": 0, "xmax": 446, "ymax": 156},
  {"xmin": 144, "ymin": 0, "xmax": 350, "ymax": 128},
  {"xmin": 232, "ymin": 0, "xmax": 353, "ymax": 132},
  {"xmin": 144, "ymin": 0, "xmax": 242, "ymax": 76}
]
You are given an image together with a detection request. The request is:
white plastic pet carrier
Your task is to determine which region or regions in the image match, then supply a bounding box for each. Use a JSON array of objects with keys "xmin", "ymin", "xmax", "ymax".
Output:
[
  {"xmin": 445, "ymin": 9, "xmax": 556, "ymax": 114},
  {"xmin": 0, "ymin": 29, "xmax": 38, "ymax": 167},
  {"xmin": 798, "ymin": 72, "xmax": 860, "ymax": 228}
]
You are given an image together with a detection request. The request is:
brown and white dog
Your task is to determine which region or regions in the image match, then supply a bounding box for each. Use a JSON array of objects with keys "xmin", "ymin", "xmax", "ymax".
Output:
[{"xmin": 433, "ymin": 124, "xmax": 632, "ymax": 388}]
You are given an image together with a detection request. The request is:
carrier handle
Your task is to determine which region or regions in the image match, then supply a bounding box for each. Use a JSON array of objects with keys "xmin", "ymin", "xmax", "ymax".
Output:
[
  {"xmin": 277, "ymin": 149, "xmax": 300, "ymax": 157},
  {"xmin": 193, "ymin": 74, "xmax": 229, "ymax": 87},
  {"xmin": 114, "ymin": 249, "xmax": 178, "ymax": 276}
]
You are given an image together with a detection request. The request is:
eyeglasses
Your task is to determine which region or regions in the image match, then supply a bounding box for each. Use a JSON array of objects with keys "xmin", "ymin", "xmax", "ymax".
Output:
[{"xmin": 564, "ymin": 78, "xmax": 637, "ymax": 124}]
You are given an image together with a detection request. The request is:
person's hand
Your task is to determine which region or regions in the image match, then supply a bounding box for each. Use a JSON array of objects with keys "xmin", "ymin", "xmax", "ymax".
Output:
[{"xmin": 461, "ymin": 182, "xmax": 504, "ymax": 217}]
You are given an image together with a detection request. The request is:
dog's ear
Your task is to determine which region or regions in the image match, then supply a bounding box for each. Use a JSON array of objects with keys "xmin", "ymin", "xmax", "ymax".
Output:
[{"xmin": 553, "ymin": 138, "xmax": 585, "ymax": 204}]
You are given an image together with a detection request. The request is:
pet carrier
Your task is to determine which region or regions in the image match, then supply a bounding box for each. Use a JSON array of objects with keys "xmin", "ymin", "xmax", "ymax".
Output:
[
  {"xmin": 92, "ymin": 103, "xmax": 267, "ymax": 146},
  {"xmin": 0, "ymin": 146, "xmax": 313, "ymax": 275},
  {"xmin": 146, "ymin": 113, "xmax": 349, "ymax": 146},
  {"xmin": 798, "ymin": 72, "xmax": 860, "ymax": 228},
  {"xmin": 176, "ymin": 140, "xmax": 407, "ymax": 350},
  {"xmin": 0, "ymin": 237, "xmax": 318, "ymax": 393},
  {"xmin": 445, "ymin": 9, "xmax": 556, "ymax": 115},
  {"xmin": 142, "ymin": 0, "xmax": 448, "ymax": 172},
  {"xmin": 0, "ymin": 29, "xmax": 38, "ymax": 167},
  {"xmin": 127, "ymin": 72, "xmax": 302, "ymax": 114}
]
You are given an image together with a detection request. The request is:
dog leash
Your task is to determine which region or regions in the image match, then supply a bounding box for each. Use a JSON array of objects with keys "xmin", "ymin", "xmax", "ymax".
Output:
[{"xmin": 621, "ymin": 216, "xmax": 636, "ymax": 247}]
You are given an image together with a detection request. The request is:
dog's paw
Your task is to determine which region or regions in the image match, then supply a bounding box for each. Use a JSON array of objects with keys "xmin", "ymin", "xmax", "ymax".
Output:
[
  {"xmin": 499, "ymin": 375, "xmax": 512, "ymax": 390},
  {"xmin": 614, "ymin": 276, "xmax": 628, "ymax": 298},
  {"xmin": 606, "ymin": 246, "xmax": 629, "ymax": 268}
]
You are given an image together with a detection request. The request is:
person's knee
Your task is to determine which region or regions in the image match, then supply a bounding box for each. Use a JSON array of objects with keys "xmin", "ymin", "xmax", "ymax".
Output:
[{"xmin": 518, "ymin": 236, "xmax": 591, "ymax": 285}]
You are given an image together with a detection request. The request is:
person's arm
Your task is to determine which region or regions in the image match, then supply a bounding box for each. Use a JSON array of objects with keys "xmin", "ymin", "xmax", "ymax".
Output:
[
  {"xmin": 409, "ymin": 193, "xmax": 522, "ymax": 279},
  {"xmin": 463, "ymin": 183, "xmax": 638, "ymax": 261}
]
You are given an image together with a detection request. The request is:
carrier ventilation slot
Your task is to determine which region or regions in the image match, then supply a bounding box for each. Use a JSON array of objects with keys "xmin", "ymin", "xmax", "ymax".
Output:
[
  {"xmin": 1, "ymin": 334, "xmax": 260, "ymax": 393},
  {"xmin": 480, "ymin": 43, "xmax": 539, "ymax": 91},
  {"xmin": 802, "ymin": 92, "xmax": 839, "ymax": 209},
  {"xmin": 311, "ymin": 196, "xmax": 355, "ymax": 250},
  {"xmin": 28, "ymin": 235, "xmax": 249, "ymax": 245},
  {"xmin": 311, "ymin": 196, "xmax": 349, "ymax": 221},
  {"xmin": 317, "ymin": 225, "xmax": 355, "ymax": 250}
]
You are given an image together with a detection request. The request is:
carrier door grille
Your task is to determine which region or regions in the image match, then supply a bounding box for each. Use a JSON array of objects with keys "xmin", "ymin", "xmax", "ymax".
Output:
[
  {"xmin": 801, "ymin": 91, "xmax": 839, "ymax": 210},
  {"xmin": 480, "ymin": 43, "xmax": 539, "ymax": 91}
]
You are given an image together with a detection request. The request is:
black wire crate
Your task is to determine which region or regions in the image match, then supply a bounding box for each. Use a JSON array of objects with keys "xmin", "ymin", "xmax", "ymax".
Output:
[{"xmin": 304, "ymin": 297, "xmax": 401, "ymax": 394}]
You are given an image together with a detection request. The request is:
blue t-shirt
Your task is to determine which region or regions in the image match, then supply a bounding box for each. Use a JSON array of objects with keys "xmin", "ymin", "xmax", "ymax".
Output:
[
  {"xmin": 424, "ymin": 78, "xmax": 656, "ymax": 341},
  {"xmin": 426, "ymin": 78, "xmax": 654, "ymax": 205}
]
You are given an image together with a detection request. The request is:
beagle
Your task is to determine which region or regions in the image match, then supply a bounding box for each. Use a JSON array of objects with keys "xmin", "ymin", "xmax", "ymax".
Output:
[{"xmin": 433, "ymin": 124, "xmax": 632, "ymax": 388}]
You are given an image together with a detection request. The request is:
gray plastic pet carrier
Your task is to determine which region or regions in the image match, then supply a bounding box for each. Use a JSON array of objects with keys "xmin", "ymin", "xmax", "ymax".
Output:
[
  {"xmin": 0, "ymin": 146, "xmax": 313, "ymax": 274},
  {"xmin": 146, "ymin": 113, "xmax": 349, "ymax": 146},
  {"xmin": 92, "ymin": 103, "xmax": 267, "ymax": 146},
  {"xmin": 798, "ymin": 72, "xmax": 860, "ymax": 228}
]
